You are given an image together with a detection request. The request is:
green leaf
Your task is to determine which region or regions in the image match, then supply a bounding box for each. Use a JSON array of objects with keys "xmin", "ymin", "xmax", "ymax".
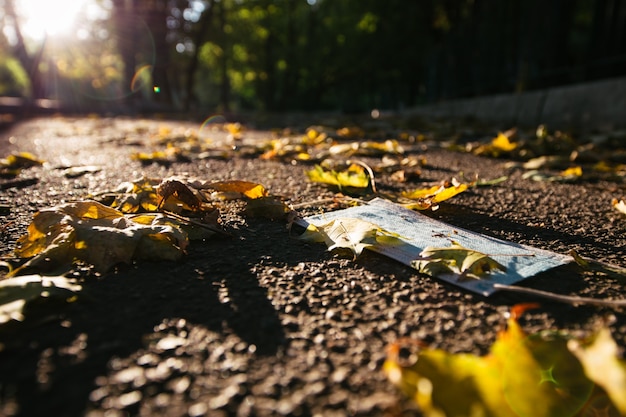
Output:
[{"xmin": 570, "ymin": 250, "xmax": 626, "ymax": 284}]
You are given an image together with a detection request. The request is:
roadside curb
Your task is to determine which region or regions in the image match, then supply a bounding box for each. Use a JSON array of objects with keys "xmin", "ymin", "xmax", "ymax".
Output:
[{"xmin": 409, "ymin": 76, "xmax": 626, "ymax": 132}]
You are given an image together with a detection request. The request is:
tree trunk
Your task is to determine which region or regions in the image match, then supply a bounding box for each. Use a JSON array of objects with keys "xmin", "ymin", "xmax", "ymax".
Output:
[
  {"xmin": 111, "ymin": 0, "xmax": 137, "ymax": 106},
  {"xmin": 4, "ymin": 0, "xmax": 46, "ymax": 99},
  {"xmin": 182, "ymin": 0, "xmax": 215, "ymax": 112},
  {"xmin": 144, "ymin": 0, "xmax": 172, "ymax": 105},
  {"xmin": 217, "ymin": 1, "xmax": 230, "ymax": 112}
]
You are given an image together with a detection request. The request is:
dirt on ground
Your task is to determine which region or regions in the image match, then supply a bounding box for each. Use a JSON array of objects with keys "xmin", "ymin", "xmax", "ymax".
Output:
[{"xmin": 0, "ymin": 115, "xmax": 625, "ymax": 417}]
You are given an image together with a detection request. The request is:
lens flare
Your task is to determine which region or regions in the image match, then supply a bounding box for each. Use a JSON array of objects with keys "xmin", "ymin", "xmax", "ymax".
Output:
[
  {"xmin": 198, "ymin": 115, "xmax": 227, "ymax": 137},
  {"xmin": 131, "ymin": 65, "xmax": 153, "ymax": 93},
  {"xmin": 68, "ymin": 17, "xmax": 155, "ymax": 103}
]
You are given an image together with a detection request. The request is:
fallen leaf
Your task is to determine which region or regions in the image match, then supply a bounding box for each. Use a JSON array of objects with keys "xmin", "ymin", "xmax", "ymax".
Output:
[
  {"xmin": 13, "ymin": 201, "xmax": 189, "ymax": 273},
  {"xmin": 0, "ymin": 152, "xmax": 44, "ymax": 178},
  {"xmin": 306, "ymin": 164, "xmax": 371, "ymax": 192},
  {"xmin": 62, "ymin": 165, "xmax": 101, "ymax": 178},
  {"xmin": 476, "ymin": 176, "xmax": 508, "ymax": 187},
  {"xmin": 522, "ymin": 155, "xmax": 570, "ymax": 170},
  {"xmin": 0, "ymin": 152, "xmax": 44, "ymax": 169},
  {"xmin": 569, "ymin": 327, "xmax": 626, "ymax": 415},
  {"xmin": 207, "ymin": 180, "xmax": 268, "ymax": 199},
  {"xmin": 570, "ymin": 249, "xmax": 626, "ymax": 284},
  {"xmin": 131, "ymin": 146, "xmax": 187, "ymax": 165},
  {"xmin": 298, "ymin": 217, "xmax": 401, "ymax": 257},
  {"xmin": 522, "ymin": 167, "xmax": 583, "ymax": 182},
  {"xmin": 474, "ymin": 132, "xmax": 517, "ymax": 157},
  {"xmin": 613, "ymin": 198, "xmax": 626, "ymax": 215},
  {"xmin": 109, "ymin": 177, "xmax": 161, "ymax": 213},
  {"xmin": 402, "ymin": 179, "xmax": 469, "ymax": 210},
  {"xmin": 412, "ymin": 242, "xmax": 506, "ymax": 280},
  {"xmin": 492, "ymin": 132, "xmax": 517, "ymax": 151},
  {"xmin": 336, "ymin": 126, "xmax": 364, "ymax": 139},
  {"xmin": 560, "ymin": 166, "xmax": 583, "ymax": 178},
  {"xmin": 157, "ymin": 179, "xmax": 203, "ymax": 211},
  {"xmin": 384, "ymin": 307, "xmax": 612, "ymax": 417}
]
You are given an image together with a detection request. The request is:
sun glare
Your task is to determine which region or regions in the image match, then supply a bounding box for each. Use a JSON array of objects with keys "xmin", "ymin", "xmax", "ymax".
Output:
[{"xmin": 17, "ymin": 0, "xmax": 91, "ymax": 41}]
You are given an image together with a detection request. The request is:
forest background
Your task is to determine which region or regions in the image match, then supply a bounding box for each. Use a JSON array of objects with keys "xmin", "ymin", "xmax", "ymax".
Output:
[{"xmin": 1, "ymin": 0, "xmax": 625, "ymax": 116}]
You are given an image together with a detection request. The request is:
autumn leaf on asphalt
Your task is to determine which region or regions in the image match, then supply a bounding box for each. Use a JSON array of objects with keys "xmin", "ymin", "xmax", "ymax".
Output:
[
  {"xmin": 303, "ymin": 127, "xmax": 328, "ymax": 145},
  {"xmin": 569, "ymin": 327, "xmax": 626, "ymax": 414},
  {"xmin": 12, "ymin": 201, "xmax": 189, "ymax": 274},
  {"xmin": 474, "ymin": 132, "xmax": 517, "ymax": 157},
  {"xmin": 356, "ymin": 140, "xmax": 405, "ymax": 156},
  {"xmin": 522, "ymin": 166, "xmax": 583, "ymax": 182},
  {"xmin": 306, "ymin": 163, "xmax": 371, "ymax": 193},
  {"xmin": 224, "ymin": 122, "xmax": 244, "ymax": 139},
  {"xmin": 0, "ymin": 151, "xmax": 44, "ymax": 178},
  {"xmin": 260, "ymin": 137, "xmax": 308, "ymax": 161},
  {"xmin": 328, "ymin": 140, "xmax": 405, "ymax": 157},
  {"xmin": 0, "ymin": 152, "xmax": 44, "ymax": 169},
  {"xmin": 131, "ymin": 145, "xmax": 187, "ymax": 165},
  {"xmin": 298, "ymin": 217, "xmax": 402, "ymax": 257},
  {"xmin": 103, "ymin": 177, "xmax": 207, "ymax": 214},
  {"xmin": 570, "ymin": 249, "xmax": 626, "ymax": 284},
  {"xmin": 62, "ymin": 165, "xmax": 102, "ymax": 178},
  {"xmin": 157, "ymin": 178, "xmax": 203, "ymax": 211},
  {"xmin": 108, "ymin": 177, "xmax": 162, "ymax": 213},
  {"xmin": 476, "ymin": 175, "xmax": 508, "ymax": 187},
  {"xmin": 206, "ymin": 180, "xmax": 268, "ymax": 199},
  {"xmin": 336, "ymin": 126, "xmax": 365, "ymax": 139},
  {"xmin": 0, "ymin": 275, "xmax": 81, "ymax": 324},
  {"xmin": 613, "ymin": 198, "xmax": 626, "ymax": 215},
  {"xmin": 411, "ymin": 242, "xmax": 506, "ymax": 280},
  {"xmin": 401, "ymin": 179, "xmax": 469, "ymax": 210},
  {"xmin": 384, "ymin": 306, "xmax": 620, "ymax": 417},
  {"xmin": 522, "ymin": 155, "xmax": 571, "ymax": 170}
]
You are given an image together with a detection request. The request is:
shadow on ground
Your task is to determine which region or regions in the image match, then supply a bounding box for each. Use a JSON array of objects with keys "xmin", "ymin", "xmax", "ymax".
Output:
[{"xmin": 0, "ymin": 219, "xmax": 320, "ymax": 416}]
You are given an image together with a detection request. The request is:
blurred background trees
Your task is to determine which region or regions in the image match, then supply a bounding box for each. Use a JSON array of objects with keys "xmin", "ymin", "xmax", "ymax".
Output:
[{"xmin": 0, "ymin": 0, "xmax": 625, "ymax": 114}]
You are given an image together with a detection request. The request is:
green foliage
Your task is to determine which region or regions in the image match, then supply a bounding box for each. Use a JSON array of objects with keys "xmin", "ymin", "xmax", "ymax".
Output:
[
  {"xmin": 0, "ymin": 0, "xmax": 613, "ymax": 112},
  {"xmin": 0, "ymin": 55, "xmax": 30, "ymax": 97}
]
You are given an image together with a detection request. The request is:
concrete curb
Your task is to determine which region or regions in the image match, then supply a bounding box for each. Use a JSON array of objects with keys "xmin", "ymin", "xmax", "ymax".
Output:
[{"xmin": 408, "ymin": 76, "xmax": 626, "ymax": 132}]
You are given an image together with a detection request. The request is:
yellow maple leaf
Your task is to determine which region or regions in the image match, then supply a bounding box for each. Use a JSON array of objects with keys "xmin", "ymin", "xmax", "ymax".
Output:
[
  {"xmin": 492, "ymin": 132, "xmax": 517, "ymax": 152},
  {"xmin": 384, "ymin": 306, "xmax": 613, "ymax": 417},
  {"xmin": 208, "ymin": 180, "xmax": 267, "ymax": 199},
  {"xmin": 402, "ymin": 180, "xmax": 469, "ymax": 210}
]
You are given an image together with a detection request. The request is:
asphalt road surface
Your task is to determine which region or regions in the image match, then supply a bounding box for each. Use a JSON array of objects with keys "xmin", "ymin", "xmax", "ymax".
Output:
[{"xmin": 0, "ymin": 115, "xmax": 625, "ymax": 416}]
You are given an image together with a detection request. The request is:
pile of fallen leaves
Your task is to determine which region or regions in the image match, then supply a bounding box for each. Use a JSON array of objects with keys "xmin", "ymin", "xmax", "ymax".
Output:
[{"xmin": 0, "ymin": 174, "xmax": 292, "ymax": 323}]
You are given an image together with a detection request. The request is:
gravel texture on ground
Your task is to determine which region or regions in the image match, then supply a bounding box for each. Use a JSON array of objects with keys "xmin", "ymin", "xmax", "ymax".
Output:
[{"xmin": 0, "ymin": 116, "xmax": 625, "ymax": 417}]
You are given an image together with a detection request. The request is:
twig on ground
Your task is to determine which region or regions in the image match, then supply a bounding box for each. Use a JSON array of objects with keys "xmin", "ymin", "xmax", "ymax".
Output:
[{"xmin": 495, "ymin": 283, "xmax": 626, "ymax": 308}]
